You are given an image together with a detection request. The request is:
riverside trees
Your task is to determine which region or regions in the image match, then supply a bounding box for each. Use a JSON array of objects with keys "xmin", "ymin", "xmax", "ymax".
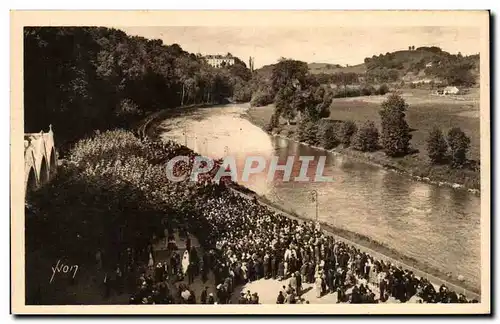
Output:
[
  {"xmin": 447, "ymin": 127, "xmax": 471, "ymax": 168},
  {"xmin": 379, "ymin": 93, "xmax": 412, "ymax": 157},
  {"xmin": 426, "ymin": 127, "xmax": 448, "ymax": 164},
  {"xmin": 272, "ymin": 59, "xmax": 332, "ymax": 125},
  {"xmin": 24, "ymin": 27, "xmax": 251, "ymax": 146}
]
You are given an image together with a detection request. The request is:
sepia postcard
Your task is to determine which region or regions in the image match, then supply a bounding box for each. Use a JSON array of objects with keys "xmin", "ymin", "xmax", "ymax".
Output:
[{"xmin": 11, "ymin": 10, "xmax": 491, "ymax": 315}]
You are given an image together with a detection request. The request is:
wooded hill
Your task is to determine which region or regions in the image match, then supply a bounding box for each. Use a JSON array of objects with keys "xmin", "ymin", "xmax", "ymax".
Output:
[
  {"xmin": 24, "ymin": 27, "xmax": 252, "ymax": 146},
  {"xmin": 254, "ymin": 46, "xmax": 479, "ymax": 87}
]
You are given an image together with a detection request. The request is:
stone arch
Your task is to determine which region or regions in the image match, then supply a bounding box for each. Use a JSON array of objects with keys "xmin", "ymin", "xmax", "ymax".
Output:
[
  {"xmin": 39, "ymin": 156, "xmax": 49, "ymax": 186},
  {"xmin": 26, "ymin": 167, "xmax": 37, "ymax": 199}
]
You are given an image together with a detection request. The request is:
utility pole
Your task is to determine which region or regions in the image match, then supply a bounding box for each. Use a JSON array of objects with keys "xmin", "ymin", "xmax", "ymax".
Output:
[
  {"xmin": 183, "ymin": 125, "xmax": 187, "ymax": 147},
  {"xmin": 311, "ymin": 190, "xmax": 318, "ymax": 223}
]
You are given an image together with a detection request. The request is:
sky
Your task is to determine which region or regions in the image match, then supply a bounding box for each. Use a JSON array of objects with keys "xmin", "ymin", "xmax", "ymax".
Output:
[{"xmin": 119, "ymin": 26, "xmax": 480, "ymax": 68}]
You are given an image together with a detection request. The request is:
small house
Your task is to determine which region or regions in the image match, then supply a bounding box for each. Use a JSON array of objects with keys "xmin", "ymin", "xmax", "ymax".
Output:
[{"xmin": 443, "ymin": 86, "xmax": 460, "ymax": 95}]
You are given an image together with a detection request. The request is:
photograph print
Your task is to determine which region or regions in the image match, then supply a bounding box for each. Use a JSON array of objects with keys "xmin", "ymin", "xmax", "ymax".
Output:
[{"xmin": 11, "ymin": 10, "xmax": 491, "ymax": 315}]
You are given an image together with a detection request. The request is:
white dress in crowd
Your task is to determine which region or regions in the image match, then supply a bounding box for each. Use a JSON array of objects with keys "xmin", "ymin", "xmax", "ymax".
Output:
[
  {"xmin": 377, "ymin": 271, "xmax": 386, "ymax": 287},
  {"xmin": 284, "ymin": 248, "xmax": 291, "ymax": 261},
  {"xmin": 315, "ymin": 276, "xmax": 323, "ymax": 298},
  {"xmin": 182, "ymin": 250, "xmax": 190, "ymax": 275},
  {"xmin": 148, "ymin": 252, "xmax": 154, "ymax": 268}
]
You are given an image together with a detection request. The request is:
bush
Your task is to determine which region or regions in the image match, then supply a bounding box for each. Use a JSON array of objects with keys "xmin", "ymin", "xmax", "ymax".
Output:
[
  {"xmin": 379, "ymin": 94, "xmax": 412, "ymax": 157},
  {"xmin": 232, "ymin": 80, "xmax": 253, "ymax": 102},
  {"xmin": 447, "ymin": 127, "xmax": 471, "ymax": 168},
  {"xmin": 377, "ymin": 84, "xmax": 389, "ymax": 95},
  {"xmin": 339, "ymin": 120, "xmax": 357, "ymax": 147},
  {"xmin": 250, "ymin": 88, "xmax": 274, "ymax": 107},
  {"xmin": 266, "ymin": 112, "xmax": 280, "ymax": 132},
  {"xmin": 28, "ymin": 130, "xmax": 239, "ymax": 270},
  {"xmin": 297, "ymin": 118, "xmax": 318, "ymax": 145},
  {"xmin": 318, "ymin": 122, "xmax": 339, "ymax": 149},
  {"xmin": 353, "ymin": 121, "xmax": 379, "ymax": 152},
  {"xmin": 304, "ymin": 122, "xmax": 319, "ymax": 145},
  {"xmin": 426, "ymin": 127, "xmax": 448, "ymax": 164},
  {"xmin": 361, "ymin": 85, "xmax": 376, "ymax": 96}
]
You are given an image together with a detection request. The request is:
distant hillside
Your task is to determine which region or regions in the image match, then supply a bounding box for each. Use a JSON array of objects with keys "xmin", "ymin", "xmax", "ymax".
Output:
[
  {"xmin": 308, "ymin": 62, "xmax": 366, "ymax": 74},
  {"xmin": 362, "ymin": 46, "xmax": 479, "ymax": 85},
  {"xmin": 252, "ymin": 46, "xmax": 479, "ymax": 87},
  {"xmin": 254, "ymin": 62, "xmax": 366, "ymax": 77}
]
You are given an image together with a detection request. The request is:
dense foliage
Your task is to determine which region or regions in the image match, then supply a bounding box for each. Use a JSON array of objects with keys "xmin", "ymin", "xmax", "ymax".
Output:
[
  {"xmin": 271, "ymin": 59, "xmax": 333, "ymax": 124},
  {"xmin": 353, "ymin": 121, "xmax": 380, "ymax": 152},
  {"xmin": 26, "ymin": 130, "xmax": 229, "ymax": 267},
  {"xmin": 447, "ymin": 127, "xmax": 471, "ymax": 168},
  {"xmin": 379, "ymin": 94, "xmax": 412, "ymax": 157},
  {"xmin": 364, "ymin": 47, "xmax": 478, "ymax": 86},
  {"xmin": 317, "ymin": 120, "xmax": 339, "ymax": 149},
  {"xmin": 339, "ymin": 120, "xmax": 358, "ymax": 148},
  {"xmin": 24, "ymin": 27, "xmax": 251, "ymax": 146},
  {"xmin": 426, "ymin": 127, "xmax": 449, "ymax": 164}
]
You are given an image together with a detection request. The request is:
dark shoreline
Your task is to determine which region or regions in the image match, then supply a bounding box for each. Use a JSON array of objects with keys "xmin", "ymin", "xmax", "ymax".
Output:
[{"xmin": 138, "ymin": 103, "xmax": 481, "ymax": 299}]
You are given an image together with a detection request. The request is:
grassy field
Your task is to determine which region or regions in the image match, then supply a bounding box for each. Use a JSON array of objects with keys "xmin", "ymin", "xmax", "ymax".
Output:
[{"xmin": 246, "ymin": 89, "xmax": 481, "ymax": 190}]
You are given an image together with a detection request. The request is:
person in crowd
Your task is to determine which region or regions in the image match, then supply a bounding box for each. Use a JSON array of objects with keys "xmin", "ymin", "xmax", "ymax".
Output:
[
  {"xmin": 238, "ymin": 292, "xmax": 247, "ymax": 304},
  {"xmin": 315, "ymin": 274, "xmax": 323, "ymax": 298},
  {"xmin": 276, "ymin": 291, "xmax": 285, "ymax": 304},
  {"xmin": 200, "ymin": 286, "xmax": 208, "ymax": 304},
  {"xmin": 112, "ymin": 143, "xmax": 474, "ymax": 305}
]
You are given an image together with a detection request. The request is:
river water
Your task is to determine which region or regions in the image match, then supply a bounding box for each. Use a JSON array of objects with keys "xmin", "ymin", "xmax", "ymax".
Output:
[{"xmin": 159, "ymin": 104, "xmax": 481, "ymax": 290}]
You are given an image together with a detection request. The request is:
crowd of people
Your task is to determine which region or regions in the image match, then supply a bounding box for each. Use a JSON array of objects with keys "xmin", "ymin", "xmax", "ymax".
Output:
[
  {"xmin": 194, "ymin": 189, "xmax": 477, "ymax": 304},
  {"xmin": 97, "ymin": 138, "xmax": 478, "ymax": 305}
]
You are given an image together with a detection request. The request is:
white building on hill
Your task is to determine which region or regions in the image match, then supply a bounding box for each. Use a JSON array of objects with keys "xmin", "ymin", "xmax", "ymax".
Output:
[{"xmin": 204, "ymin": 54, "xmax": 235, "ymax": 68}]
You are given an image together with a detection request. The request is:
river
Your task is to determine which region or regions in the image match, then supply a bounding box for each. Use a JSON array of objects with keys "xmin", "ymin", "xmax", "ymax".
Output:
[{"xmin": 158, "ymin": 104, "xmax": 481, "ymax": 291}]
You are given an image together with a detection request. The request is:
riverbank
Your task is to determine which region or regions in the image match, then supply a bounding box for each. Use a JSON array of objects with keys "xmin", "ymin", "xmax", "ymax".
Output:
[
  {"xmin": 234, "ymin": 190, "xmax": 480, "ymax": 298},
  {"xmin": 140, "ymin": 104, "xmax": 480, "ymax": 298},
  {"xmin": 244, "ymin": 104, "xmax": 480, "ymax": 195}
]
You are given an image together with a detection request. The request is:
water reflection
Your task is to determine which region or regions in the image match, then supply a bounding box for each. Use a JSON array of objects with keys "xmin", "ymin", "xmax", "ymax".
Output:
[{"xmin": 159, "ymin": 104, "xmax": 481, "ymax": 290}]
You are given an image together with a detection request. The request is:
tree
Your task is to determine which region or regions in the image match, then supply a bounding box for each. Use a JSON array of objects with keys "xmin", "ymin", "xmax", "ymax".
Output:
[
  {"xmin": 274, "ymin": 85, "xmax": 297, "ymax": 124},
  {"xmin": 304, "ymin": 121, "xmax": 319, "ymax": 145},
  {"xmin": 447, "ymin": 127, "xmax": 470, "ymax": 168},
  {"xmin": 250, "ymin": 88, "xmax": 274, "ymax": 107},
  {"xmin": 270, "ymin": 58, "xmax": 309, "ymax": 94},
  {"xmin": 266, "ymin": 112, "xmax": 280, "ymax": 132},
  {"xmin": 24, "ymin": 27, "xmax": 251, "ymax": 147},
  {"xmin": 297, "ymin": 118, "xmax": 309, "ymax": 142},
  {"xmin": 377, "ymin": 84, "xmax": 389, "ymax": 95},
  {"xmin": 445, "ymin": 63, "xmax": 475, "ymax": 86},
  {"xmin": 297, "ymin": 117, "xmax": 318, "ymax": 145},
  {"xmin": 340, "ymin": 120, "xmax": 357, "ymax": 147},
  {"xmin": 302, "ymin": 86, "xmax": 332, "ymax": 121},
  {"xmin": 353, "ymin": 121, "xmax": 379, "ymax": 152},
  {"xmin": 426, "ymin": 127, "xmax": 448, "ymax": 164},
  {"xmin": 379, "ymin": 94, "xmax": 412, "ymax": 157},
  {"xmin": 318, "ymin": 122, "xmax": 339, "ymax": 149}
]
